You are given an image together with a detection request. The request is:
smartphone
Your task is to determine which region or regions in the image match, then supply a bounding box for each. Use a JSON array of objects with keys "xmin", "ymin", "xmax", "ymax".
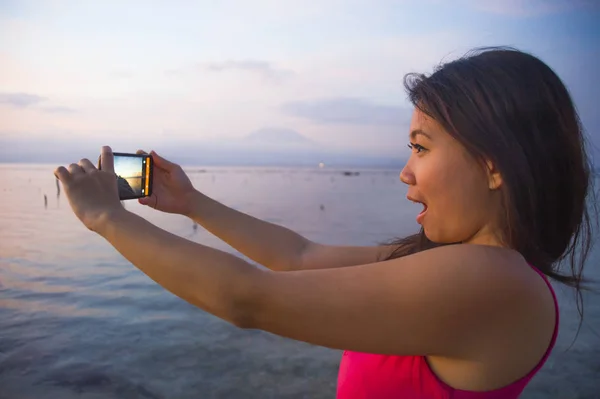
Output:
[{"xmin": 98, "ymin": 152, "xmax": 153, "ymax": 200}]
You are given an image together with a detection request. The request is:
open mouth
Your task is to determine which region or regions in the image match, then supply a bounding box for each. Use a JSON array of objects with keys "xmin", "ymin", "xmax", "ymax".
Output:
[{"xmin": 407, "ymin": 196, "xmax": 428, "ymax": 223}]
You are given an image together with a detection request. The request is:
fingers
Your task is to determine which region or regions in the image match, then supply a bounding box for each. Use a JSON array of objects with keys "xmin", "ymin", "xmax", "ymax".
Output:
[
  {"xmin": 53, "ymin": 155, "xmax": 102, "ymax": 184},
  {"xmin": 138, "ymin": 194, "xmax": 158, "ymax": 209},
  {"xmin": 138, "ymin": 194, "xmax": 154, "ymax": 205},
  {"xmin": 68, "ymin": 163, "xmax": 84, "ymax": 175},
  {"xmin": 136, "ymin": 149, "xmax": 148, "ymax": 155},
  {"xmin": 100, "ymin": 146, "xmax": 114, "ymax": 173},
  {"xmin": 150, "ymin": 150, "xmax": 175, "ymax": 169},
  {"xmin": 78, "ymin": 158, "xmax": 97, "ymax": 173},
  {"xmin": 54, "ymin": 166, "xmax": 71, "ymax": 182},
  {"xmin": 54, "ymin": 159, "xmax": 92, "ymax": 183},
  {"xmin": 138, "ymin": 197, "xmax": 151, "ymax": 207}
]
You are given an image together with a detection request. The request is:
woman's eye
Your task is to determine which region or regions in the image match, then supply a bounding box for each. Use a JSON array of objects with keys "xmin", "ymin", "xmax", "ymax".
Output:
[{"xmin": 407, "ymin": 143, "xmax": 426, "ymax": 153}]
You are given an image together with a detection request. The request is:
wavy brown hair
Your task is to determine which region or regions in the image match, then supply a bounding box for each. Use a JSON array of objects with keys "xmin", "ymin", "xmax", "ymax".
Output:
[{"xmin": 382, "ymin": 47, "xmax": 598, "ymax": 341}]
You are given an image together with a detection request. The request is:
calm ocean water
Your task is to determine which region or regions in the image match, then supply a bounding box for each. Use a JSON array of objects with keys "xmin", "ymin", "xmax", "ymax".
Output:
[{"xmin": 1, "ymin": 163, "xmax": 598, "ymax": 399}]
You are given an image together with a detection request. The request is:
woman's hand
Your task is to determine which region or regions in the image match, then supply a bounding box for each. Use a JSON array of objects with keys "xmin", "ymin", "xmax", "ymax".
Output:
[
  {"xmin": 54, "ymin": 146, "xmax": 125, "ymax": 232},
  {"xmin": 136, "ymin": 150, "xmax": 196, "ymax": 216}
]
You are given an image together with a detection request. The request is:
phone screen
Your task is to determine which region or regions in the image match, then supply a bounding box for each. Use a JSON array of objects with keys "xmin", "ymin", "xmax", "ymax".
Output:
[{"xmin": 99, "ymin": 152, "xmax": 153, "ymax": 200}]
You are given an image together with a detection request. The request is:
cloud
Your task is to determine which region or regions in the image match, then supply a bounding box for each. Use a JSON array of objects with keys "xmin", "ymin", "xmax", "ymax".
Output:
[
  {"xmin": 281, "ymin": 97, "xmax": 409, "ymax": 126},
  {"xmin": 466, "ymin": 0, "xmax": 599, "ymax": 16},
  {"xmin": 203, "ymin": 60, "xmax": 295, "ymax": 83},
  {"xmin": 42, "ymin": 106, "xmax": 77, "ymax": 113},
  {"xmin": 0, "ymin": 91, "xmax": 78, "ymax": 114},
  {"xmin": 0, "ymin": 92, "xmax": 47, "ymax": 107}
]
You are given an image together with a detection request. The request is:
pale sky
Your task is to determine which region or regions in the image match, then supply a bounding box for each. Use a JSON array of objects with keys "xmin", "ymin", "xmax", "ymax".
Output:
[{"xmin": 1, "ymin": 0, "xmax": 599, "ymax": 164}]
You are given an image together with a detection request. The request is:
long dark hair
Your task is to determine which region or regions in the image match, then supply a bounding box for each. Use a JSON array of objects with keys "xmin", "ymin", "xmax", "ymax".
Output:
[{"xmin": 382, "ymin": 46, "xmax": 598, "ymax": 340}]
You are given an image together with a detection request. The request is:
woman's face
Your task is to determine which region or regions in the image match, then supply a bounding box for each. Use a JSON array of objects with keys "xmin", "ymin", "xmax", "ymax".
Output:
[{"xmin": 400, "ymin": 108, "xmax": 504, "ymax": 246}]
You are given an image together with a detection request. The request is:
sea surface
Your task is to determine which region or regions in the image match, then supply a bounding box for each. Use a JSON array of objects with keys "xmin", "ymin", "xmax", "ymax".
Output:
[{"xmin": 1, "ymin": 163, "xmax": 599, "ymax": 399}]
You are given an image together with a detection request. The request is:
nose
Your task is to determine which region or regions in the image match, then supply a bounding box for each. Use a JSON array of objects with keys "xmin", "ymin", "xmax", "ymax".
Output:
[{"xmin": 400, "ymin": 162, "xmax": 415, "ymax": 185}]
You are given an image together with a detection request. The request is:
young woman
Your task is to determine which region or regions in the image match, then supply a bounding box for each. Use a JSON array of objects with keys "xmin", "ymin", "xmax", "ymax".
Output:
[{"xmin": 55, "ymin": 47, "xmax": 595, "ymax": 398}]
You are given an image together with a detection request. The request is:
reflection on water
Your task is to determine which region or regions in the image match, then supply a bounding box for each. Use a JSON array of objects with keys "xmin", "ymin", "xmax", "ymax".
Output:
[{"xmin": 1, "ymin": 164, "xmax": 599, "ymax": 398}]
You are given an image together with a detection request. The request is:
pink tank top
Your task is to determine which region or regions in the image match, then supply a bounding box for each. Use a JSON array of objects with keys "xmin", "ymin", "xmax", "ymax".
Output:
[{"xmin": 336, "ymin": 265, "xmax": 559, "ymax": 399}]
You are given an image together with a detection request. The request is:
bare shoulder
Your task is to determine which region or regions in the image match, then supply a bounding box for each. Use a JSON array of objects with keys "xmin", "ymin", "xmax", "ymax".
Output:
[
  {"xmin": 414, "ymin": 243, "xmax": 556, "ymax": 349},
  {"xmin": 383, "ymin": 243, "xmax": 538, "ymax": 298},
  {"xmin": 406, "ymin": 243, "xmax": 552, "ymax": 296},
  {"xmin": 422, "ymin": 244, "xmax": 557, "ymax": 391}
]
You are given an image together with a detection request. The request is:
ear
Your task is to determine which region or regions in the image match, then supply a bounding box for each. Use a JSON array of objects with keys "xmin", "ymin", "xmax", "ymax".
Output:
[{"xmin": 486, "ymin": 160, "xmax": 502, "ymax": 190}]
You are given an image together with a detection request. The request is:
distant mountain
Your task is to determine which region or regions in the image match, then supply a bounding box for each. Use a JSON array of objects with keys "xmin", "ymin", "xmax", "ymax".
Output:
[
  {"xmin": 242, "ymin": 128, "xmax": 313, "ymax": 145},
  {"xmin": 0, "ymin": 133, "xmax": 406, "ymax": 168}
]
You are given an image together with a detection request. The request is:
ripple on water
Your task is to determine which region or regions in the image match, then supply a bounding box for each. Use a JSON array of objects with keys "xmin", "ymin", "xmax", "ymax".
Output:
[{"xmin": 1, "ymin": 167, "xmax": 599, "ymax": 399}]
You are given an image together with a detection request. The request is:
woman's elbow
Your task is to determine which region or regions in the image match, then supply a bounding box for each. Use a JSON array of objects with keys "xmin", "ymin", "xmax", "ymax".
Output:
[{"xmin": 227, "ymin": 269, "xmax": 270, "ymax": 329}]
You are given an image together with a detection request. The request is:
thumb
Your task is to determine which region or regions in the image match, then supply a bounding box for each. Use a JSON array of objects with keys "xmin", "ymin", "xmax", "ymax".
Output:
[
  {"xmin": 138, "ymin": 196, "xmax": 151, "ymax": 205},
  {"xmin": 150, "ymin": 150, "xmax": 175, "ymax": 170}
]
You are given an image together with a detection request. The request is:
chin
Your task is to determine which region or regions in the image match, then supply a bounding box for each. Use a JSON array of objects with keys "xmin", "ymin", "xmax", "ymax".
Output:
[
  {"xmin": 422, "ymin": 227, "xmax": 461, "ymax": 245},
  {"xmin": 422, "ymin": 228, "xmax": 440, "ymax": 243}
]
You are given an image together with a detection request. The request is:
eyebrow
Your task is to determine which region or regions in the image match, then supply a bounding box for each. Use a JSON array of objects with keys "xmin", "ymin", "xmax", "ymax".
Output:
[{"xmin": 409, "ymin": 129, "xmax": 433, "ymax": 141}]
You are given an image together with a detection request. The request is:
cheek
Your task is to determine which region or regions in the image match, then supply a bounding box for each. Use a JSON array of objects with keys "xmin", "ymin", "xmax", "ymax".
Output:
[
  {"xmin": 423, "ymin": 156, "xmax": 467, "ymax": 200},
  {"xmin": 433, "ymin": 150, "xmax": 486, "ymax": 202},
  {"xmin": 425, "ymin": 156, "xmax": 489, "ymax": 240}
]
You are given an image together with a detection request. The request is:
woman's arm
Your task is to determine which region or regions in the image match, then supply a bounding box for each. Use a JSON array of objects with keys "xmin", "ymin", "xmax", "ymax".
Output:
[
  {"xmin": 97, "ymin": 208, "xmax": 261, "ymax": 326},
  {"xmin": 97, "ymin": 209, "xmax": 529, "ymax": 358},
  {"xmin": 186, "ymin": 190, "xmax": 393, "ymax": 271}
]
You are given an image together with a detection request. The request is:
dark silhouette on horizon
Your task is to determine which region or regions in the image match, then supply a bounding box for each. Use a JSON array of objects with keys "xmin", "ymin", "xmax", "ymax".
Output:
[{"xmin": 117, "ymin": 175, "xmax": 136, "ymax": 197}]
